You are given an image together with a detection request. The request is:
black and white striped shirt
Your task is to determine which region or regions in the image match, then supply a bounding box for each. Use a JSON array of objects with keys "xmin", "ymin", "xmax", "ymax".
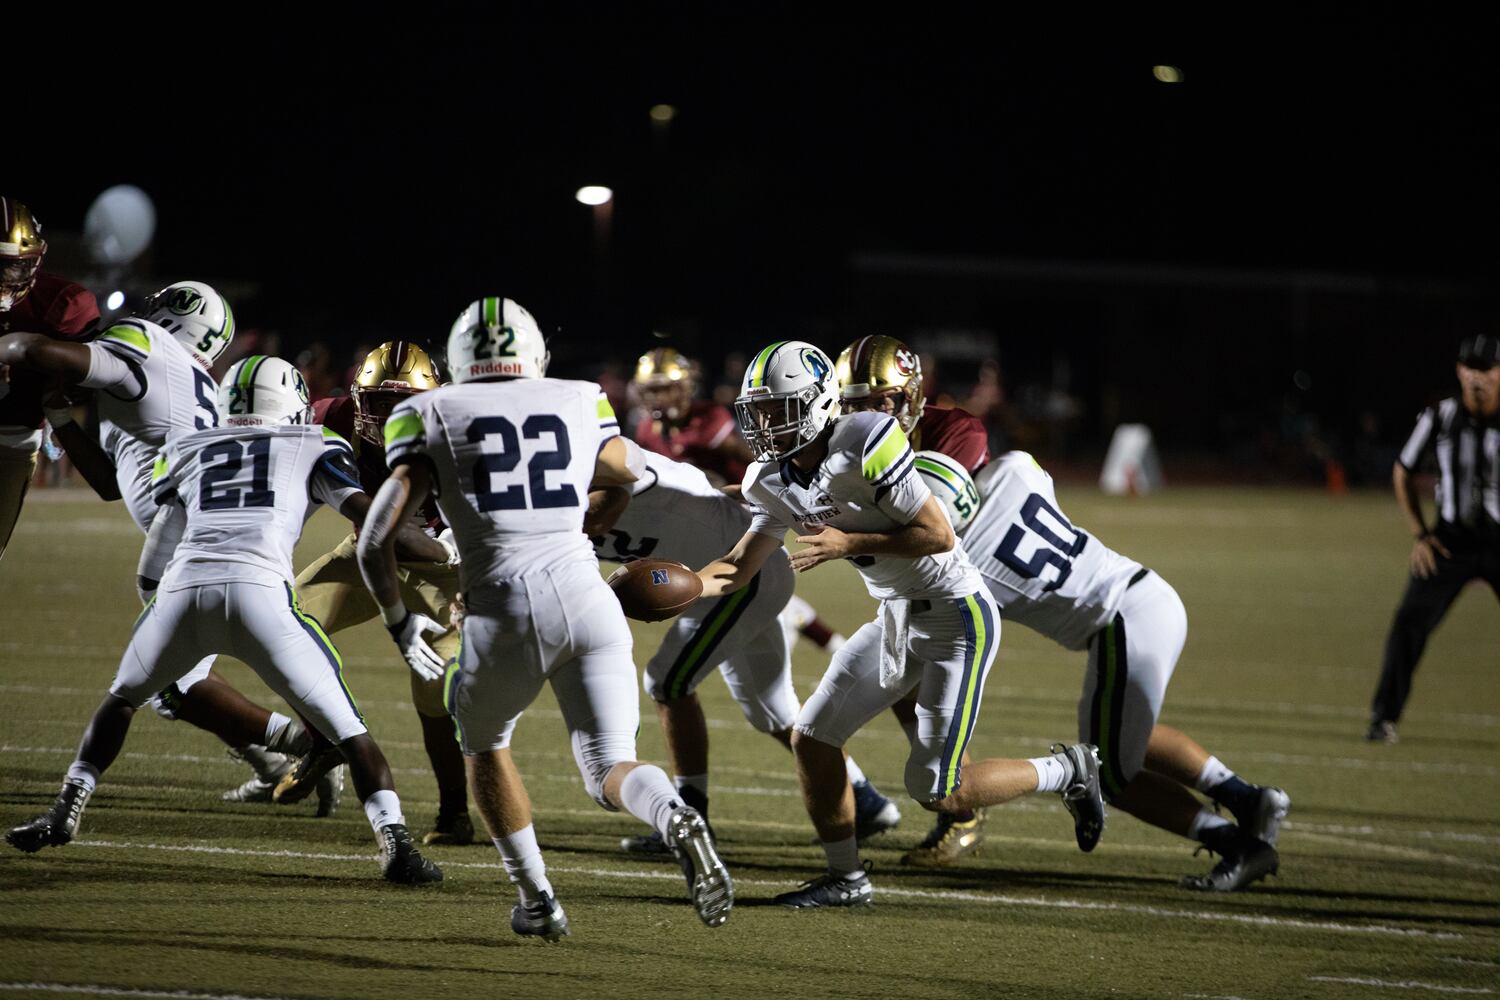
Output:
[{"xmin": 1399, "ymin": 397, "xmax": 1500, "ymax": 538}]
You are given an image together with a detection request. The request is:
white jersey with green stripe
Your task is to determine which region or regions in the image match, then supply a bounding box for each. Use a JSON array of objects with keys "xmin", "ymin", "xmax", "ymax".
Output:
[
  {"xmin": 385, "ymin": 378, "xmax": 619, "ymax": 584},
  {"xmin": 961, "ymin": 452, "xmax": 1144, "ymax": 650},
  {"xmin": 79, "ymin": 318, "xmax": 220, "ymax": 524},
  {"xmin": 152, "ymin": 425, "xmax": 362, "ymax": 590},
  {"xmin": 744, "ymin": 410, "xmax": 983, "ymax": 601},
  {"xmin": 592, "ymin": 451, "xmax": 760, "ymax": 568}
]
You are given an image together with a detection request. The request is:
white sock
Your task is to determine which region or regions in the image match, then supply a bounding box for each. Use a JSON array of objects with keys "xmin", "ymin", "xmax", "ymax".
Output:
[
  {"xmin": 618, "ymin": 764, "xmax": 683, "ymax": 842},
  {"xmin": 674, "ymin": 773, "xmax": 708, "ymax": 797},
  {"xmin": 65, "ymin": 761, "xmax": 99, "ymax": 793},
  {"xmin": 1028, "ymin": 754, "xmax": 1070, "ymax": 793},
  {"xmin": 785, "ymin": 594, "xmax": 815, "ymax": 629},
  {"xmin": 264, "ymin": 713, "xmax": 293, "ymax": 749},
  {"xmin": 493, "ymin": 824, "xmax": 554, "ymax": 904},
  {"xmin": 1188, "ymin": 808, "xmax": 1233, "ymax": 840},
  {"xmin": 827, "ymin": 633, "xmax": 847, "ymax": 654},
  {"xmin": 844, "ymin": 757, "xmax": 867, "ymax": 786},
  {"xmin": 1194, "ymin": 756, "xmax": 1235, "ymax": 792},
  {"xmin": 820, "ymin": 835, "xmax": 863, "ymax": 879},
  {"xmin": 362, "ymin": 789, "xmax": 405, "ymax": 833}
]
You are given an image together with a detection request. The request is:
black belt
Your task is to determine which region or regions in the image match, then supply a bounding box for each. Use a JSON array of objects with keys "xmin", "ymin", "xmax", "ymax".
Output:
[
  {"xmin": 910, "ymin": 599, "xmax": 932, "ymax": 615},
  {"xmin": 1127, "ymin": 568, "xmax": 1151, "ymax": 589}
]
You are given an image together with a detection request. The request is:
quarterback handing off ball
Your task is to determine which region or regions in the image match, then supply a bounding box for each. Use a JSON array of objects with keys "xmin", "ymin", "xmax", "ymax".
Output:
[{"xmin": 608, "ymin": 559, "xmax": 703, "ymax": 621}]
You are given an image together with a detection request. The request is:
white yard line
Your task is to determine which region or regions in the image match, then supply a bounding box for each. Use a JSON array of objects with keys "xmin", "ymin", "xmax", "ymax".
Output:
[
  {"xmin": 1306, "ymin": 976, "xmax": 1493, "ymax": 994},
  {"xmin": 0, "ymin": 984, "xmax": 294, "ymax": 1000},
  {"xmin": 64, "ymin": 838, "xmax": 1469, "ymax": 941}
]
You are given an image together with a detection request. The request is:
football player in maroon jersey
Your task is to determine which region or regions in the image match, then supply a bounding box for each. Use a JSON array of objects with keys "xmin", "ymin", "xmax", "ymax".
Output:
[
  {"xmin": 836, "ymin": 334, "xmax": 993, "ymax": 866},
  {"xmin": 0, "ymin": 198, "xmax": 99, "ymax": 562},
  {"xmin": 274, "ymin": 341, "xmax": 474, "ymax": 845}
]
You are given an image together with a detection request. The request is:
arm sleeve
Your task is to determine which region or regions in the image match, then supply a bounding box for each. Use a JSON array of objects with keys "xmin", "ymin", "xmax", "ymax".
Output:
[
  {"xmin": 1397, "ymin": 407, "xmax": 1436, "ymax": 471},
  {"xmin": 138, "ymin": 499, "xmax": 186, "ymax": 587},
  {"xmin": 78, "ymin": 341, "xmax": 147, "ymax": 396},
  {"xmin": 310, "ymin": 432, "xmax": 365, "ymax": 509},
  {"xmin": 382, "ymin": 400, "xmax": 428, "ymax": 467},
  {"xmin": 596, "ymin": 388, "xmax": 621, "ymax": 440}
]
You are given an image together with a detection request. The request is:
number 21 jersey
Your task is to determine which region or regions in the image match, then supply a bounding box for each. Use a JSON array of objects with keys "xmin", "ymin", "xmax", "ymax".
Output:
[
  {"xmin": 152, "ymin": 425, "xmax": 363, "ymax": 588},
  {"xmin": 385, "ymin": 379, "xmax": 619, "ymax": 584},
  {"xmin": 961, "ymin": 452, "xmax": 1143, "ymax": 650}
]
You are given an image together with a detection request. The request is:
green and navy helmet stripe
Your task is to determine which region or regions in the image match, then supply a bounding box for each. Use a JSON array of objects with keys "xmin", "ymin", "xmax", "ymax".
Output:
[
  {"xmin": 1088, "ymin": 615, "xmax": 1130, "ymax": 799},
  {"xmin": 938, "ymin": 594, "xmax": 998, "ymax": 798},
  {"xmin": 219, "ymin": 297, "xmax": 236, "ymax": 343},
  {"xmin": 284, "ymin": 584, "xmax": 364, "ymax": 724},
  {"xmin": 745, "ymin": 341, "xmax": 790, "ymax": 388},
  {"xmin": 914, "ymin": 453, "xmax": 966, "ymax": 497},
  {"xmin": 237, "ymin": 355, "xmax": 269, "ymax": 413},
  {"xmin": 660, "ymin": 571, "xmax": 760, "ymax": 699},
  {"xmin": 483, "ymin": 296, "xmax": 502, "ymax": 328}
]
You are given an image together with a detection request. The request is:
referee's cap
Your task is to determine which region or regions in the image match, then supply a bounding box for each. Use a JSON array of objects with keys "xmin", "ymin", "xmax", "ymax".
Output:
[{"xmin": 1458, "ymin": 333, "xmax": 1500, "ymax": 370}]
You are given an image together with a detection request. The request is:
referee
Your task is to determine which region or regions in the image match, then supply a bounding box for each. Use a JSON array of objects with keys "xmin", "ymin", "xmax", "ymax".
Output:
[{"xmin": 1367, "ymin": 333, "xmax": 1500, "ymax": 743}]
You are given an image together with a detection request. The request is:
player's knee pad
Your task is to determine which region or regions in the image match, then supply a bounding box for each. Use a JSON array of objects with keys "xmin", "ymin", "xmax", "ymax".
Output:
[{"xmin": 570, "ymin": 728, "xmax": 636, "ymax": 809}]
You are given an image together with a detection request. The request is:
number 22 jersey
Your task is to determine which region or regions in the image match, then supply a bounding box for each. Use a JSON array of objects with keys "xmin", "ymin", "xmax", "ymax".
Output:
[
  {"xmin": 384, "ymin": 379, "xmax": 619, "ymax": 584},
  {"xmin": 960, "ymin": 452, "xmax": 1144, "ymax": 650}
]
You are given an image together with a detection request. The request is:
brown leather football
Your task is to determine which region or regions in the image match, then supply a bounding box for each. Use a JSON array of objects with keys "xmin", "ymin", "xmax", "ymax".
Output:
[{"xmin": 606, "ymin": 559, "xmax": 704, "ymax": 622}]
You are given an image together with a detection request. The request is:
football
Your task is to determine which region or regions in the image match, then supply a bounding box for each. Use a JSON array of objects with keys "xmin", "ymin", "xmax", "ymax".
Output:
[{"xmin": 606, "ymin": 559, "xmax": 704, "ymax": 621}]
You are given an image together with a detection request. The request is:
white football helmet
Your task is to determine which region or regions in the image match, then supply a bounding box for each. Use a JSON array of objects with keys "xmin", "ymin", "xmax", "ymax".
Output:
[
  {"xmin": 913, "ymin": 450, "xmax": 982, "ymax": 533},
  {"xmin": 447, "ymin": 296, "xmax": 549, "ymax": 383},
  {"xmin": 218, "ymin": 355, "xmax": 312, "ymax": 426},
  {"xmin": 734, "ymin": 341, "xmax": 839, "ymax": 462},
  {"xmin": 141, "ymin": 280, "xmax": 235, "ymax": 368}
]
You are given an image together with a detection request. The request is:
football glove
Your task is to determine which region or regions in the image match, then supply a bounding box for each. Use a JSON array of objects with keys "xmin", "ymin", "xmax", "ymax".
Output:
[
  {"xmin": 437, "ymin": 528, "xmax": 460, "ymax": 567},
  {"xmin": 388, "ymin": 611, "xmax": 446, "ymax": 681}
]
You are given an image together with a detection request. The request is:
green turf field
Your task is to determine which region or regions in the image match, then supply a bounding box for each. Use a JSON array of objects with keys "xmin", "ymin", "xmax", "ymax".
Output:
[{"xmin": 2, "ymin": 487, "xmax": 1496, "ymax": 1000}]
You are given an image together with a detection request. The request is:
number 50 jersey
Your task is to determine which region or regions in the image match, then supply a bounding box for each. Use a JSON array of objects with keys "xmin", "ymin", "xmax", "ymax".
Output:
[
  {"xmin": 961, "ymin": 452, "xmax": 1144, "ymax": 650},
  {"xmin": 384, "ymin": 379, "xmax": 619, "ymax": 585},
  {"xmin": 151, "ymin": 425, "xmax": 363, "ymax": 588}
]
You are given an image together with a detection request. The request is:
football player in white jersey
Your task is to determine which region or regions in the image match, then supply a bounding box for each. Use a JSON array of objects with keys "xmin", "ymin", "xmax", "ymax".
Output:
[
  {"xmin": 6, "ymin": 356, "xmax": 448, "ymax": 884},
  {"xmin": 586, "ymin": 450, "xmax": 898, "ymax": 856},
  {"xmin": 357, "ymin": 297, "xmax": 733, "ymax": 940},
  {"xmin": 916, "ymin": 450, "xmax": 1291, "ymax": 890},
  {"xmin": 693, "ymin": 341, "xmax": 1104, "ymax": 909},
  {"xmin": 0, "ymin": 285, "xmax": 326, "ymax": 798}
]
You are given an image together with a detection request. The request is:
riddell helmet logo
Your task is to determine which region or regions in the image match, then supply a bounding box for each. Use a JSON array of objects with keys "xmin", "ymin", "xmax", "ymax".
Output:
[
  {"xmin": 470, "ymin": 359, "xmax": 525, "ymax": 376},
  {"xmin": 167, "ymin": 287, "xmax": 203, "ymax": 315},
  {"xmin": 894, "ymin": 348, "xmax": 917, "ymax": 376}
]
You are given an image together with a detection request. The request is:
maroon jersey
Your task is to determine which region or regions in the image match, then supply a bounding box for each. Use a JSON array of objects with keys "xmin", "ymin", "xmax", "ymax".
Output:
[
  {"xmin": 0, "ymin": 273, "xmax": 100, "ymax": 435},
  {"xmin": 913, "ymin": 404, "xmax": 989, "ymax": 473},
  {"xmin": 312, "ymin": 395, "xmax": 444, "ymax": 531},
  {"xmin": 635, "ymin": 399, "xmax": 748, "ymax": 484}
]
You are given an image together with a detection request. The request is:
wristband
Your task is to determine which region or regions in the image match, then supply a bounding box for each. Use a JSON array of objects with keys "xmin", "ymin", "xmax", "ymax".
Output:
[
  {"xmin": 44, "ymin": 406, "xmax": 75, "ymax": 428},
  {"xmin": 1415, "ymin": 529, "xmax": 1433, "ymax": 541},
  {"xmin": 379, "ymin": 603, "xmax": 408, "ymax": 628}
]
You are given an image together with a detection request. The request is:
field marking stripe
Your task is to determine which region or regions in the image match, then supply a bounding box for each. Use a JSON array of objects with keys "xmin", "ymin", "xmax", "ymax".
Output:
[
  {"xmin": 1306, "ymin": 976, "xmax": 1493, "ymax": 994},
  {"xmin": 66, "ymin": 839, "xmax": 1466, "ymax": 941},
  {"xmin": 0, "ymin": 984, "xmax": 294, "ymax": 1000},
  {"xmin": 1292, "ymin": 830, "xmax": 1500, "ymax": 875}
]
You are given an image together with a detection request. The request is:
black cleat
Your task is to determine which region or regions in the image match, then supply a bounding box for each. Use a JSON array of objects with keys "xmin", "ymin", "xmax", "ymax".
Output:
[
  {"xmin": 620, "ymin": 829, "xmax": 674, "ymax": 856},
  {"xmin": 511, "ymin": 892, "xmax": 570, "ymax": 942},
  {"xmin": 379, "ymin": 823, "xmax": 444, "ymax": 885},
  {"xmin": 773, "ymin": 867, "xmax": 874, "ymax": 909},
  {"xmin": 1180, "ymin": 835, "xmax": 1280, "ymax": 892},
  {"xmin": 423, "ymin": 811, "xmax": 475, "ymax": 847},
  {"xmin": 7, "ymin": 779, "xmax": 92, "ymax": 854}
]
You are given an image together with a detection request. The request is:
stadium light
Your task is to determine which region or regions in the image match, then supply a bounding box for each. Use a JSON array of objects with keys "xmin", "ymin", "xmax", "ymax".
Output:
[
  {"xmin": 575, "ymin": 185, "xmax": 614, "ymax": 206},
  {"xmin": 1153, "ymin": 65, "xmax": 1184, "ymax": 83},
  {"xmin": 650, "ymin": 104, "xmax": 677, "ymax": 123},
  {"xmin": 105, "ymin": 290, "xmax": 125, "ymax": 311}
]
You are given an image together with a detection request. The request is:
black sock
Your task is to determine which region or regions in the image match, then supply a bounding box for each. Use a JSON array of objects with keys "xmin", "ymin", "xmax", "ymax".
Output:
[
  {"xmin": 1199, "ymin": 822, "xmax": 1243, "ymax": 854},
  {"xmin": 1206, "ymin": 775, "xmax": 1259, "ymax": 818},
  {"xmin": 677, "ymin": 783, "xmax": 709, "ymax": 819}
]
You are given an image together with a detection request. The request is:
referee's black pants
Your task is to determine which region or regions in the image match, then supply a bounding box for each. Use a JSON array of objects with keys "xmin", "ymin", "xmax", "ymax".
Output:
[{"xmin": 1371, "ymin": 536, "xmax": 1500, "ymax": 724}]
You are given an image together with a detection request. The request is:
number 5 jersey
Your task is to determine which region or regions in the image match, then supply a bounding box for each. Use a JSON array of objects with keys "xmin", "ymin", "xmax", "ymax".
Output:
[
  {"xmin": 150, "ymin": 425, "xmax": 363, "ymax": 588},
  {"xmin": 383, "ymin": 379, "xmax": 619, "ymax": 585},
  {"xmin": 961, "ymin": 451, "xmax": 1145, "ymax": 650}
]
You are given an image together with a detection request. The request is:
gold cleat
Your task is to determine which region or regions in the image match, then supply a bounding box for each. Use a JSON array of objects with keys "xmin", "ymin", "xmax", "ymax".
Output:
[{"xmin": 901, "ymin": 808, "xmax": 987, "ymax": 867}]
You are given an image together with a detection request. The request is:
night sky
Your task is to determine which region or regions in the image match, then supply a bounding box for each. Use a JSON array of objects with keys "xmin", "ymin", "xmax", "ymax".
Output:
[{"xmin": 16, "ymin": 8, "xmax": 1498, "ymax": 356}]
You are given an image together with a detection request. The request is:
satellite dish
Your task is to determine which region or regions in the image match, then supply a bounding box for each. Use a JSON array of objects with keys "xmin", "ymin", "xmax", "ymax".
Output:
[{"xmin": 84, "ymin": 185, "xmax": 157, "ymax": 267}]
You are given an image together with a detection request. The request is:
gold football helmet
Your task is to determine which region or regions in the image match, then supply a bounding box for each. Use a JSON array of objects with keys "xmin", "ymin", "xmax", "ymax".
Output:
[
  {"xmin": 634, "ymin": 346, "xmax": 700, "ymax": 422},
  {"xmin": 0, "ymin": 198, "xmax": 46, "ymax": 311},
  {"xmin": 835, "ymin": 335, "xmax": 925, "ymax": 434},
  {"xmin": 352, "ymin": 341, "xmax": 442, "ymax": 444}
]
